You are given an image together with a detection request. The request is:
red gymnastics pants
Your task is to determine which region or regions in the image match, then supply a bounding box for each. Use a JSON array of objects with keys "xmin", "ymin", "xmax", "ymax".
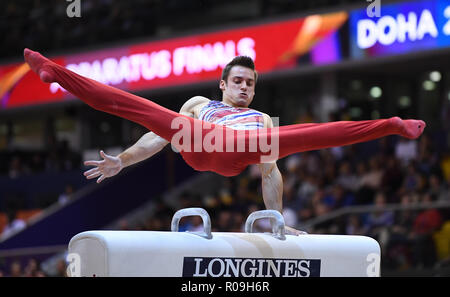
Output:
[{"xmin": 24, "ymin": 49, "xmax": 425, "ymax": 177}]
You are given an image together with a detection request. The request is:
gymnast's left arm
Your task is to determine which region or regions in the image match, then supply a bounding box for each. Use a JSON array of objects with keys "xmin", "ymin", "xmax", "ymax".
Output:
[
  {"xmin": 259, "ymin": 161, "xmax": 283, "ymax": 214},
  {"xmin": 259, "ymin": 163, "xmax": 307, "ymax": 235},
  {"xmin": 258, "ymin": 114, "xmax": 307, "ymax": 235},
  {"xmin": 258, "ymin": 113, "xmax": 283, "ymax": 213}
]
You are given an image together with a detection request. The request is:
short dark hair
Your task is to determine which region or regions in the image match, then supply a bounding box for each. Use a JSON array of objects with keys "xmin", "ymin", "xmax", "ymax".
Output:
[{"xmin": 221, "ymin": 56, "xmax": 258, "ymax": 83}]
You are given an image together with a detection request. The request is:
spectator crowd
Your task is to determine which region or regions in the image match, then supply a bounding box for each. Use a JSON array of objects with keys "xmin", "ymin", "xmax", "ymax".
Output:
[
  {"xmin": 1, "ymin": 0, "xmax": 364, "ymax": 61},
  {"xmin": 1, "ymin": 113, "xmax": 450, "ymax": 275},
  {"xmin": 115, "ymin": 130, "xmax": 450, "ymax": 274},
  {"xmin": 1, "ymin": 0, "xmax": 450, "ymax": 277}
]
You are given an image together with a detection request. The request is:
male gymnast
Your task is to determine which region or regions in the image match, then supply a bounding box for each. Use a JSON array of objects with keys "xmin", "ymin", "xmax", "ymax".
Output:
[{"xmin": 24, "ymin": 49, "xmax": 425, "ymax": 235}]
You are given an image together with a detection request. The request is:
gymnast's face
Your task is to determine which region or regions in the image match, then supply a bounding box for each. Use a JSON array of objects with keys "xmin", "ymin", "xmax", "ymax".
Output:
[{"xmin": 220, "ymin": 65, "xmax": 256, "ymax": 108}]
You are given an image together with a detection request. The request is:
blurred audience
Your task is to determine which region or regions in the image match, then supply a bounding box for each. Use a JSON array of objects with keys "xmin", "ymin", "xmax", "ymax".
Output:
[
  {"xmin": 123, "ymin": 131, "xmax": 450, "ymax": 274},
  {"xmin": 0, "ymin": 140, "xmax": 82, "ymax": 177},
  {"xmin": 1, "ymin": 127, "xmax": 449, "ymax": 275},
  {"xmin": 1, "ymin": 132, "xmax": 449, "ymax": 275},
  {"xmin": 0, "ymin": 0, "xmax": 449, "ymax": 278},
  {"xmin": 0, "ymin": 0, "xmax": 363, "ymax": 60}
]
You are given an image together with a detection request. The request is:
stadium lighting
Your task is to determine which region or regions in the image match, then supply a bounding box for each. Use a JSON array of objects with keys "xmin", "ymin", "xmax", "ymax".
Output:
[
  {"xmin": 429, "ymin": 71, "xmax": 441, "ymax": 82},
  {"xmin": 398, "ymin": 95, "xmax": 411, "ymax": 107},
  {"xmin": 369, "ymin": 86, "xmax": 382, "ymax": 98},
  {"xmin": 422, "ymin": 80, "xmax": 436, "ymax": 91}
]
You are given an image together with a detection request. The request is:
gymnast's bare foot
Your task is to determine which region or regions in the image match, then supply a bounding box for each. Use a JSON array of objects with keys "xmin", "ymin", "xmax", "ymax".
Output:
[
  {"xmin": 389, "ymin": 116, "xmax": 426, "ymax": 139},
  {"xmin": 23, "ymin": 48, "xmax": 55, "ymax": 83}
]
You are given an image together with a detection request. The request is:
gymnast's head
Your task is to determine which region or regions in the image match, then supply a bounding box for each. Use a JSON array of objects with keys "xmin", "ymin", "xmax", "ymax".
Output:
[{"xmin": 220, "ymin": 56, "xmax": 258, "ymax": 108}]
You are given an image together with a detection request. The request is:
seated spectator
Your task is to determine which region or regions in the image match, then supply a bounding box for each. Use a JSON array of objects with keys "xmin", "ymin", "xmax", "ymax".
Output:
[
  {"xmin": 354, "ymin": 156, "xmax": 383, "ymax": 205},
  {"xmin": 402, "ymin": 163, "xmax": 421, "ymax": 193},
  {"xmin": 409, "ymin": 193, "xmax": 443, "ymax": 268},
  {"xmin": 54, "ymin": 259, "xmax": 68, "ymax": 277},
  {"xmin": 336, "ymin": 161, "xmax": 359, "ymax": 192},
  {"xmin": 58, "ymin": 184, "xmax": 75, "ymax": 205},
  {"xmin": 363, "ymin": 192, "xmax": 394, "ymax": 248},
  {"xmin": 381, "ymin": 156, "xmax": 404, "ymax": 197},
  {"xmin": 1, "ymin": 210, "xmax": 26, "ymax": 239},
  {"xmin": 322, "ymin": 183, "xmax": 355, "ymax": 210},
  {"xmin": 364, "ymin": 156, "xmax": 384, "ymax": 190},
  {"xmin": 345, "ymin": 214, "xmax": 365, "ymax": 235},
  {"xmin": 23, "ymin": 258, "xmax": 46, "ymax": 277},
  {"xmin": 433, "ymin": 220, "xmax": 450, "ymax": 264},
  {"xmin": 9, "ymin": 260, "xmax": 22, "ymax": 277},
  {"xmin": 395, "ymin": 138, "xmax": 418, "ymax": 166},
  {"xmin": 428, "ymin": 174, "xmax": 449, "ymax": 201},
  {"xmin": 8, "ymin": 156, "xmax": 28, "ymax": 179},
  {"xmin": 384, "ymin": 194, "xmax": 416, "ymax": 270}
]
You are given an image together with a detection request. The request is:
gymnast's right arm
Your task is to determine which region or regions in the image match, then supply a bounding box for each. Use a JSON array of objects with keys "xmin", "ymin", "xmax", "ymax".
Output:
[
  {"xmin": 83, "ymin": 131, "xmax": 170, "ymax": 183},
  {"xmin": 83, "ymin": 96, "xmax": 208, "ymax": 183}
]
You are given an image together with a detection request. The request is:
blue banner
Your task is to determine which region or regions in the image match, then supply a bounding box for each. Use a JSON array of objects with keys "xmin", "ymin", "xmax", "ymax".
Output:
[{"xmin": 350, "ymin": 0, "xmax": 450, "ymax": 58}]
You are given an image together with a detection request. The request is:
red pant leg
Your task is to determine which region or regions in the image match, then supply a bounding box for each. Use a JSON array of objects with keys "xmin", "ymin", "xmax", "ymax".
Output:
[
  {"xmin": 217, "ymin": 119, "xmax": 403, "ymax": 174},
  {"xmin": 34, "ymin": 55, "xmax": 421, "ymax": 177},
  {"xmin": 182, "ymin": 119, "xmax": 403, "ymax": 176},
  {"xmin": 43, "ymin": 60, "xmax": 225, "ymax": 173},
  {"xmin": 46, "ymin": 61, "xmax": 190, "ymax": 142}
]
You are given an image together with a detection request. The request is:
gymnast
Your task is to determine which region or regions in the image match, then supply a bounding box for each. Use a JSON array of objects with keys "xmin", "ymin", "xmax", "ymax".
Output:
[{"xmin": 24, "ymin": 49, "xmax": 425, "ymax": 235}]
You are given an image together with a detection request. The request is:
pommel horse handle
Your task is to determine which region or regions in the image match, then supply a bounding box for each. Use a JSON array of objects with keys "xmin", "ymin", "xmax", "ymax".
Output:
[
  {"xmin": 245, "ymin": 210, "xmax": 286, "ymax": 240},
  {"xmin": 171, "ymin": 207, "xmax": 213, "ymax": 239}
]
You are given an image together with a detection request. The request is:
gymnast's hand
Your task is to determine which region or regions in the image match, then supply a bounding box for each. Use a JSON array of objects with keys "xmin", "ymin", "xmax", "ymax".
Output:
[
  {"xmin": 83, "ymin": 150, "xmax": 123, "ymax": 183},
  {"xmin": 285, "ymin": 225, "xmax": 308, "ymax": 236}
]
